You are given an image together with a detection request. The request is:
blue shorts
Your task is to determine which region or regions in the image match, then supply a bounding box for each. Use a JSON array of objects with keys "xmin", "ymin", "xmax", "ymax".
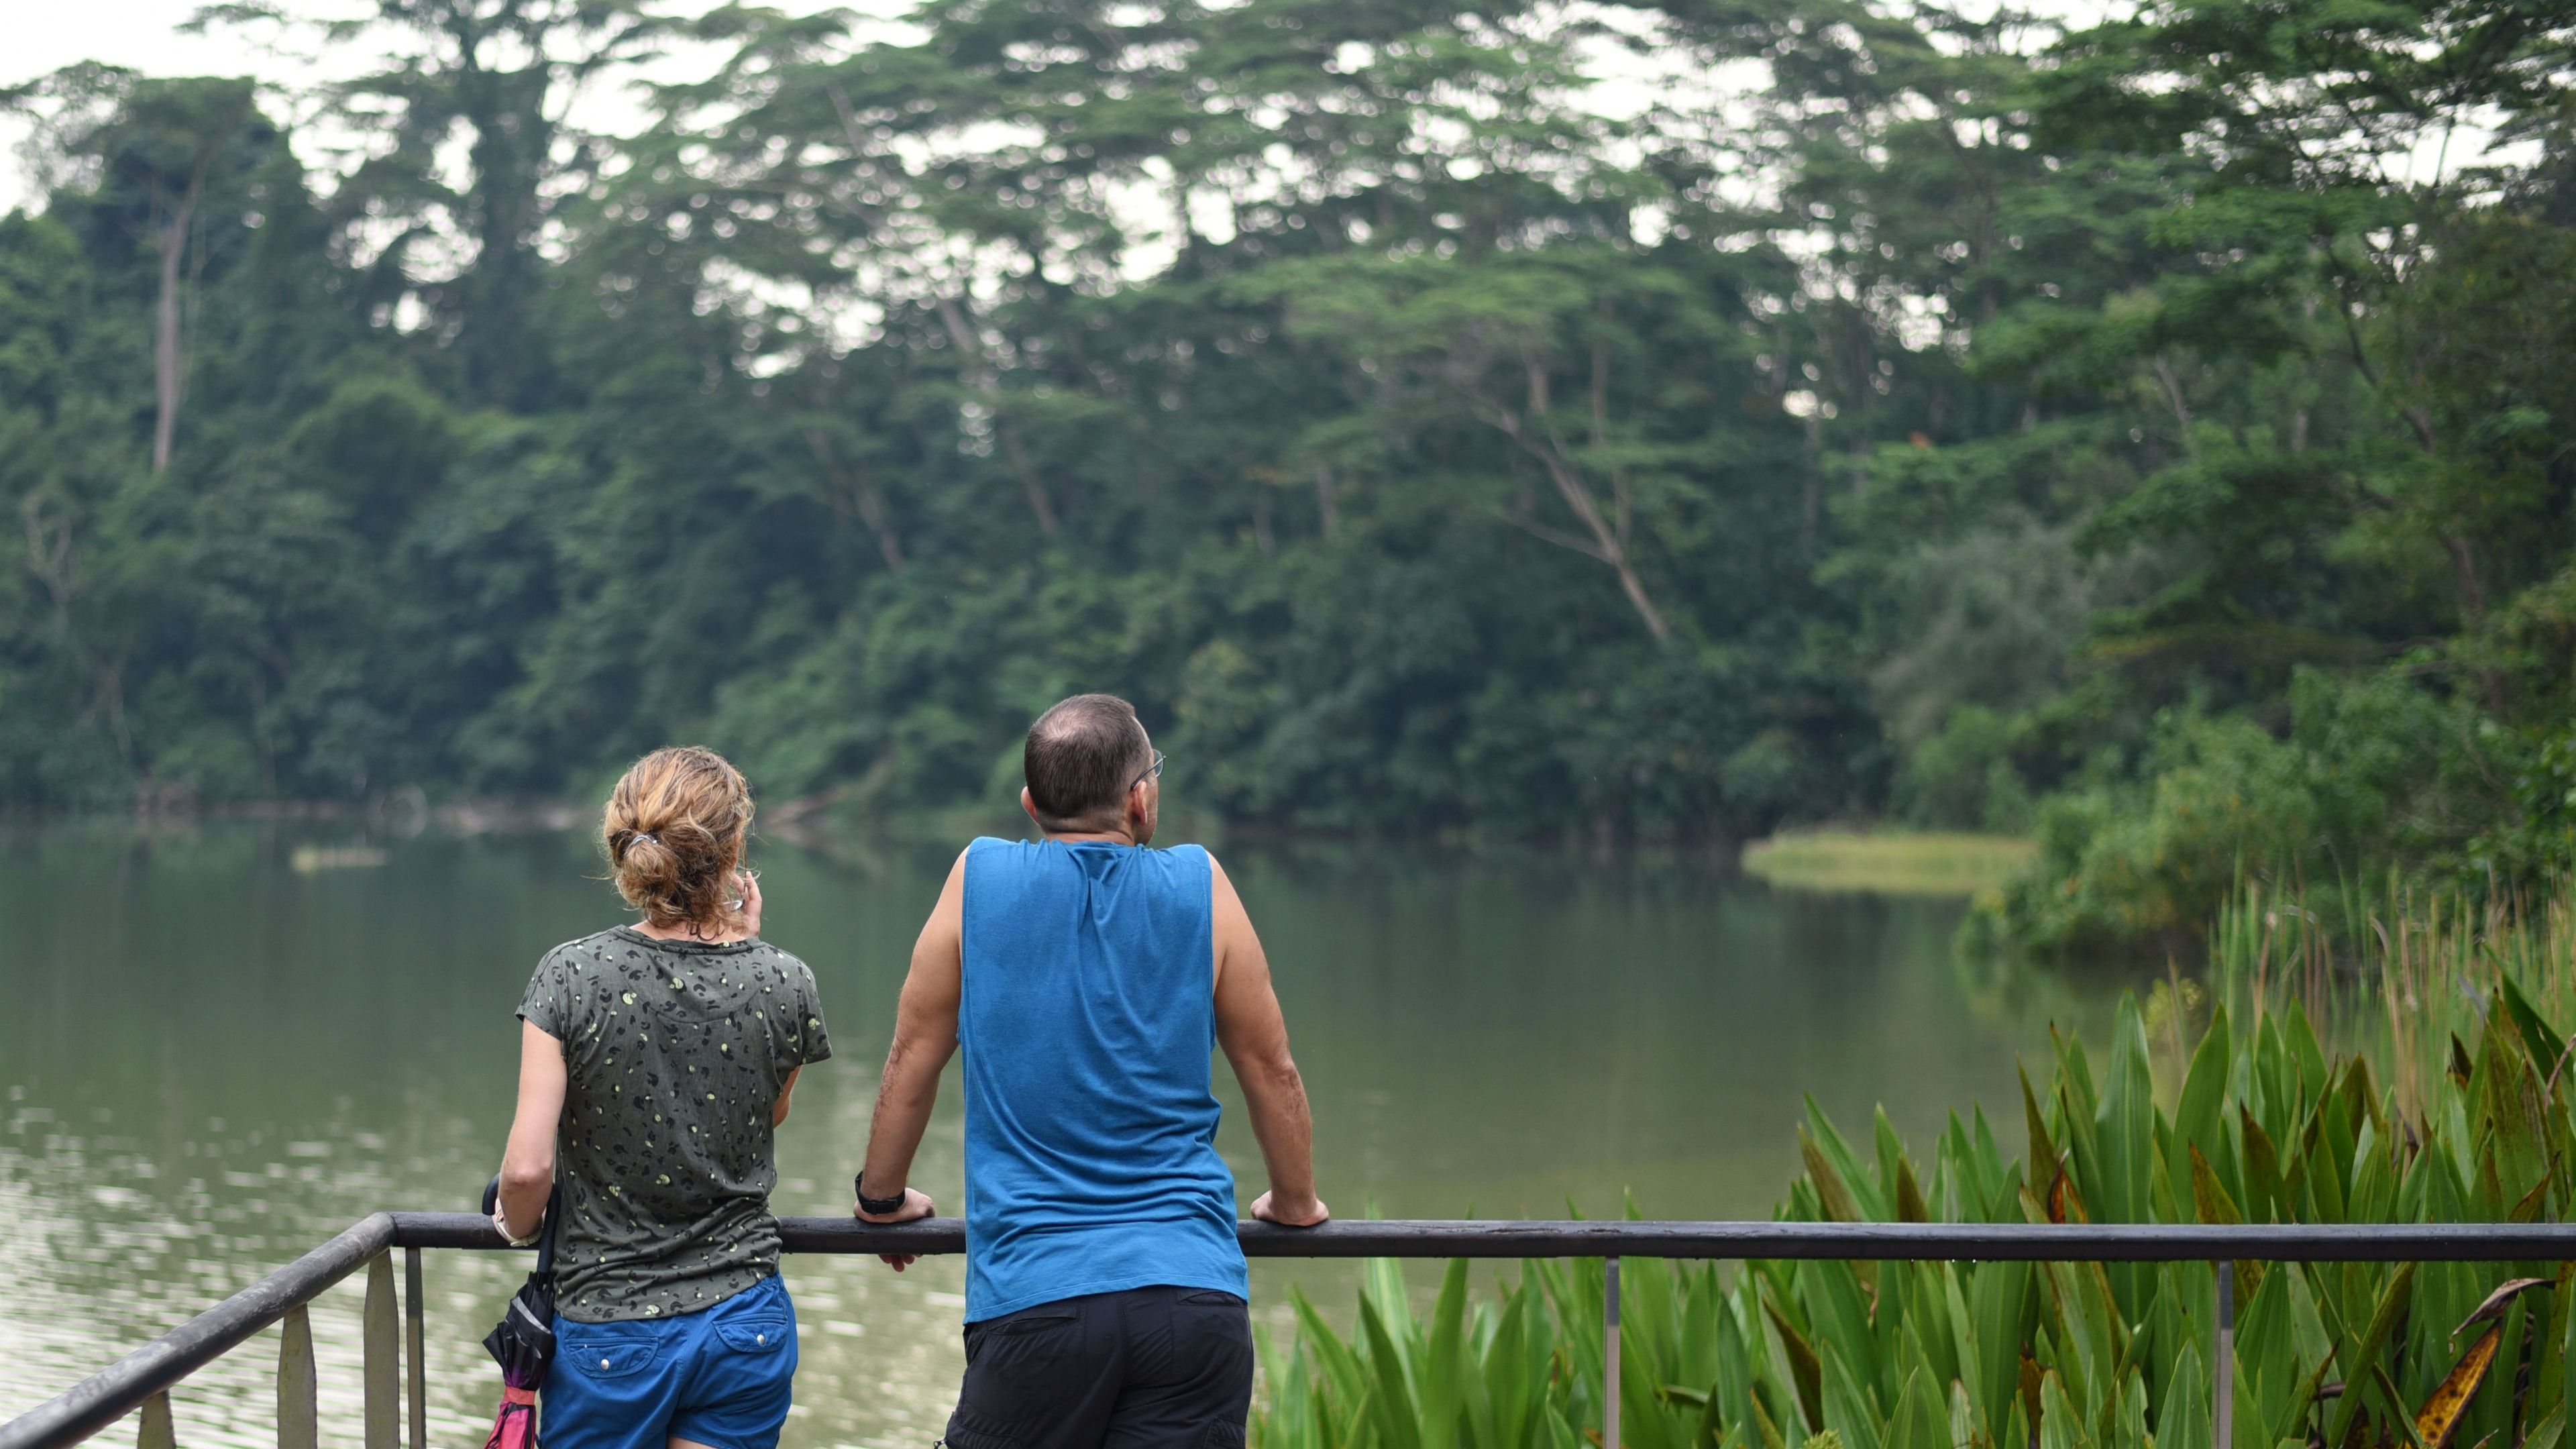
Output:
[{"xmin": 544, "ymin": 1275, "xmax": 798, "ymax": 1449}]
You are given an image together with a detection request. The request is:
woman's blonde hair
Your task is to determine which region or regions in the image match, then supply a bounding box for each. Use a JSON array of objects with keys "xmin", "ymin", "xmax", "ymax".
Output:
[{"xmin": 602, "ymin": 746, "xmax": 754, "ymax": 934}]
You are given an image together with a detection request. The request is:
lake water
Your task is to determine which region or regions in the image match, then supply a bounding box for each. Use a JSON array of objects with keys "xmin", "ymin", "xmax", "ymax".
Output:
[{"xmin": 0, "ymin": 822, "xmax": 2100, "ymax": 1449}]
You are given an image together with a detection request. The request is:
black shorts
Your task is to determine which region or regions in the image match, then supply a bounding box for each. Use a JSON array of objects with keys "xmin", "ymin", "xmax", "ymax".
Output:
[{"xmin": 943, "ymin": 1286, "xmax": 1254, "ymax": 1449}]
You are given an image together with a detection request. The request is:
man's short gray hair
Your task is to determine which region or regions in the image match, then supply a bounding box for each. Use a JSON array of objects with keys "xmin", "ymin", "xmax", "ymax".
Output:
[{"xmin": 1024, "ymin": 694, "xmax": 1150, "ymax": 825}]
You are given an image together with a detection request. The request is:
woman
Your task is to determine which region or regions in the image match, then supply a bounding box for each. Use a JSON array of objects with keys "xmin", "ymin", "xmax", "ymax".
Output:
[{"xmin": 492, "ymin": 746, "xmax": 831, "ymax": 1449}]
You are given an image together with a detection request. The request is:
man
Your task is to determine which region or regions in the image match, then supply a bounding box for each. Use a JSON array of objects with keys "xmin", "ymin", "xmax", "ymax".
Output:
[{"xmin": 853, "ymin": 692, "xmax": 1329, "ymax": 1449}]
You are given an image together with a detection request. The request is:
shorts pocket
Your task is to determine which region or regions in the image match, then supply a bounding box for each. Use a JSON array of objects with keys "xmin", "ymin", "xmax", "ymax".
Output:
[
  {"xmin": 714, "ymin": 1320, "xmax": 790, "ymax": 1354},
  {"xmin": 564, "ymin": 1334, "xmax": 664, "ymax": 1379},
  {"xmin": 943, "ymin": 1406, "xmax": 1019, "ymax": 1449},
  {"xmin": 1180, "ymin": 1291, "xmax": 1244, "ymax": 1308},
  {"xmin": 979, "ymin": 1307, "xmax": 1078, "ymax": 1337},
  {"xmin": 961, "ymin": 1305, "xmax": 1080, "ymax": 1372}
]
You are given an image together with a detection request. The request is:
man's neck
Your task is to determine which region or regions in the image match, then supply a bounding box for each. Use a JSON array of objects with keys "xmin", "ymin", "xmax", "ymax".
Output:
[{"xmin": 1040, "ymin": 824, "xmax": 1141, "ymax": 846}]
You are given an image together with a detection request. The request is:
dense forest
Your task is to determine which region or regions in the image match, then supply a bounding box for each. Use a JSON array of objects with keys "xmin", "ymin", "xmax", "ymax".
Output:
[{"xmin": 1, "ymin": 0, "xmax": 2571, "ymax": 950}]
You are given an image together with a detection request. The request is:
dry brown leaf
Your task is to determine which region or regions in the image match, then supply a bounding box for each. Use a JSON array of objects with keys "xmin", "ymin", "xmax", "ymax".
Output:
[
  {"xmin": 2416, "ymin": 1324, "xmax": 2502, "ymax": 1449},
  {"xmin": 2045, "ymin": 1167, "xmax": 2086, "ymax": 1224},
  {"xmin": 2451, "ymin": 1277, "xmax": 2551, "ymax": 1340}
]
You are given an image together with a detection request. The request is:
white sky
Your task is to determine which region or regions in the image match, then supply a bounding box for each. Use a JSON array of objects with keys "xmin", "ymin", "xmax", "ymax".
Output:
[
  {"xmin": 6, "ymin": 1, "xmax": 301, "ymax": 206},
  {"xmin": 0, "ymin": 0, "xmax": 790, "ymax": 210},
  {"xmin": 5, "ymin": 0, "xmax": 2134, "ymax": 215}
]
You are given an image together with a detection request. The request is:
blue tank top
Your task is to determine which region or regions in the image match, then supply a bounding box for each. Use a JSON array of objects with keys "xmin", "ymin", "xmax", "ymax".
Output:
[{"xmin": 957, "ymin": 837, "xmax": 1248, "ymax": 1322}]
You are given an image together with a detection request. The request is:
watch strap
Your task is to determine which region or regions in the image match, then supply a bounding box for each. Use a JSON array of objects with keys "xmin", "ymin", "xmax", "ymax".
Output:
[{"xmin": 855, "ymin": 1172, "xmax": 906, "ymax": 1216}]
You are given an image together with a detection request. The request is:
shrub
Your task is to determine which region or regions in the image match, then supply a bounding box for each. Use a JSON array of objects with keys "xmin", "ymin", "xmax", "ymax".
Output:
[{"xmin": 1256, "ymin": 989, "xmax": 2576, "ymax": 1449}]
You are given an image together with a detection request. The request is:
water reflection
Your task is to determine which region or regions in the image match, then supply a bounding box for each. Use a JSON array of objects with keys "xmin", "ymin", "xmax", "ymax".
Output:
[{"xmin": 0, "ymin": 824, "xmax": 2095, "ymax": 1448}]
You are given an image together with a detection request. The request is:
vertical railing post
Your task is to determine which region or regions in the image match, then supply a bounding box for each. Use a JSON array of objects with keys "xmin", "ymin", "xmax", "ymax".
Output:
[
  {"xmin": 1603, "ymin": 1257, "xmax": 1622, "ymax": 1449},
  {"xmin": 136, "ymin": 1391, "xmax": 175, "ymax": 1449},
  {"xmin": 277, "ymin": 1303, "xmax": 317, "ymax": 1449},
  {"xmin": 2214, "ymin": 1261, "xmax": 2234, "ymax": 1449},
  {"xmin": 366, "ymin": 1252, "xmax": 398, "ymax": 1449},
  {"xmin": 406, "ymin": 1247, "xmax": 427, "ymax": 1449}
]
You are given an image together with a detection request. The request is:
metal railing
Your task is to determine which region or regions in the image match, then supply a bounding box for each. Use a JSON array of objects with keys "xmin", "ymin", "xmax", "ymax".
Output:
[{"xmin": 12, "ymin": 1216, "xmax": 2576, "ymax": 1449}]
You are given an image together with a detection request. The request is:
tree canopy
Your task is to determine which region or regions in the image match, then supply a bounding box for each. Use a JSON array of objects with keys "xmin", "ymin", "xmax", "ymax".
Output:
[{"xmin": 2, "ymin": 0, "xmax": 2570, "ymax": 949}]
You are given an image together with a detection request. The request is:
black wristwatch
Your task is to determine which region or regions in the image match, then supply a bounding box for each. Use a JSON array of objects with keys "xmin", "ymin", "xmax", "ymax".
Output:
[{"xmin": 855, "ymin": 1172, "xmax": 906, "ymax": 1216}]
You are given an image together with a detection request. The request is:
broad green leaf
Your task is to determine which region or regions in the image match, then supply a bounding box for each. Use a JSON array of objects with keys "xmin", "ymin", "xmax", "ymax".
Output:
[
  {"xmin": 1819, "ymin": 1340, "xmax": 1884, "ymax": 1449},
  {"xmin": 2326, "ymin": 1260, "xmax": 2415, "ymax": 1448},
  {"xmin": 1760, "ymin": 1291, "xmax": 1825, "ymax": 1434},
  {"xmin": 2157, "ymin": 1340, "xmax": 2212, "ymax": 1449},
  {"xmin": 1880, "ymin": 1368, "xmax": 1944, "ymax": 1449}
]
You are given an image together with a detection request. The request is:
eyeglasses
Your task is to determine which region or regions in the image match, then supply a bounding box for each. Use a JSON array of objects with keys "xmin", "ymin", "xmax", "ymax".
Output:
[{"xmin": 1131, "ymin": 749, "xmax": 1166, "ymax": 791}]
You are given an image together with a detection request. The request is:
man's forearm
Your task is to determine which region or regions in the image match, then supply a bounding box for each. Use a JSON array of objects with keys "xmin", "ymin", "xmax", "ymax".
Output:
[
  {"xmin": 1243, "ymin": 1060, "xmax": 1319, "ymax": 1205},
  {"xmin": 859, "ymin": 1041, "xmax": 943, "ymax": 1191}
]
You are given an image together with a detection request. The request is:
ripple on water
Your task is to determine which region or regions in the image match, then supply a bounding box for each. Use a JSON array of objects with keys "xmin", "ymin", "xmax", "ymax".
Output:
[{"xmin": 1, "ymin": 1098, "xmax": 971, "ymax": 1449}]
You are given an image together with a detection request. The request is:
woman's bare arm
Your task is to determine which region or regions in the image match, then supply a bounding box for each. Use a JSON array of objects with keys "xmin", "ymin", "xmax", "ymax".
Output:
[
  {"xmin": 773, "ymin": 1066, "xmax": 802, "ymax": 1126},
  {"xmin": 497, "ymin": 1020, "xmax": 566, "ymax": 1239}
]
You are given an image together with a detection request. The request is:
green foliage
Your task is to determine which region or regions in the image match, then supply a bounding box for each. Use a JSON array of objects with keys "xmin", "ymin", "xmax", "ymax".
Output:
[
  {"xmin": 0, "ymin": 0, "xmax": 2567, "ymax": 911},
  {"xmin": 1255, "ymin": 987, "xmax": 2576, "ymax": 1449},
  {"xmin": 1994, "ymin": 672, "xmax": 2505, "ymax": 955}
]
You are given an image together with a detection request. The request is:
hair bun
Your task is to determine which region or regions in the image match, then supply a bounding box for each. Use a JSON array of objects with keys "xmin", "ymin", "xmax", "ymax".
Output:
[{"xmin": 602, "ymin": 749, "xmax": 755, "ymax": 934}]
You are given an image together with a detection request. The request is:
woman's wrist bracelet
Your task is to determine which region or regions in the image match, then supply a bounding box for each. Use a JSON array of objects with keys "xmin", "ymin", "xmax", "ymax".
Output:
[{"xmin": 492, "ymin": 1208, "xmax": 543, "ymax": 1248}]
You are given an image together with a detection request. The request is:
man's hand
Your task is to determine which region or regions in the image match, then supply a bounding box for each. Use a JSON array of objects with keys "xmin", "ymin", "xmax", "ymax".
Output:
[
  {"xmin": 855, "ymin": 1185, "xmax": 937, "ymax": 1270},
  {"xmin": 1249, "ymin": 1189, "xmax": 1330, "ymax": 1228}
]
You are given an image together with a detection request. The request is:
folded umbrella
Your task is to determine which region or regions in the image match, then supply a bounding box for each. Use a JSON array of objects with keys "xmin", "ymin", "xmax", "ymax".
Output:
[{"xmin": 480, "ymin": 1179, "xmax": 562, "ymax": 1449}]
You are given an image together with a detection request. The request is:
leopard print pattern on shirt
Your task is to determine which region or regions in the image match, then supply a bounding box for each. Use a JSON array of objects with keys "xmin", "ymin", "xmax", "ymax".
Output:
[{"xmin": 517, "ymin": 926, "xmax": 832, "ymax": 1323}]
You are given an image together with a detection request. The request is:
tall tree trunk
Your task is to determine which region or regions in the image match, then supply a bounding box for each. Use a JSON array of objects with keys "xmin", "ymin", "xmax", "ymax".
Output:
[
  {"xmin": 455, "ymin": 55, "xmax": 554, "ymax": 409},
  {"xmin": 1313, "ymin": 465, "xmax": 1338, "ymax": 537},
  {"xmin": 22, "ymin": 494, "xmax": 82, "ymax": 682},
  {"xmin": 802, "ymin": 428, "xmax": 906, "ymax": 571},
  {"xmin": 2443, "ymin": 531, "xmax": 2487, "ymax": 619},
  {"xmin": 2151, "ymin": 354, "xmax": 2197, "ymax": 458},
  {"xmin": 152, "ymin": 154, "xmax": 214, "ymax": 473},
  {"xmin": 1801, "ymin": 413, "xmax": 1824, "ymax": 555},
  {"xmin": 936, "ymin": 297, "xmax": 1059, "ymax": 535},
  {"xmin": 1485, "ymin": 357, "xmax": 1671, "ymax": 643}
]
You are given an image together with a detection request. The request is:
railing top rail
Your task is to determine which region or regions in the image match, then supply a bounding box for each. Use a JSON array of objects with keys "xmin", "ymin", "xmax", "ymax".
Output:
[
  {"xmin": 0, "ymin": 1214, "xmax": 395, "ymax": 1449},
  {"xmin": 394, "ymin": 1212, "xmax": 2576, "ymax": 1261},
  {"xmin": 21, "ymin": 1214, "xmax": 2576, "ymax": 1449}
]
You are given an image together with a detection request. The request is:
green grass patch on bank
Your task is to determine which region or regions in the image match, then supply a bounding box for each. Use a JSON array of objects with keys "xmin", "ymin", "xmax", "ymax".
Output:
[{"xmin": 1739, "ymin": 828, "xmax": 2035, "ymax": 896}]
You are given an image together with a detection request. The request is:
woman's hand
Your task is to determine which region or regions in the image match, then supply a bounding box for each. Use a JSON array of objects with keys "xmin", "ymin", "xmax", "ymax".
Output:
[{"xmin": 735, "ymin": 869, "xmax": 763, "ymax": 937}]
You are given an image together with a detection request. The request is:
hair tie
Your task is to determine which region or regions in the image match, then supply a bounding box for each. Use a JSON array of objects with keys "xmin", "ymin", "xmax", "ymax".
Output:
[{"xmin": 633, "ymin": 831, "xmax": 660, "ymax": 847}]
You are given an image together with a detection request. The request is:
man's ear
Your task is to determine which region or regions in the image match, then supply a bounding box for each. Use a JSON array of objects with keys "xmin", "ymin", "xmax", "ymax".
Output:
[{"xmin": 1020, "ymin": 786, "xmax": 1041, "ymax": 827}]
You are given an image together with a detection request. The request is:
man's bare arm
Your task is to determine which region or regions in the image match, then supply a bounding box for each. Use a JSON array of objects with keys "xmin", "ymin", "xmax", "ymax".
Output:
[
  {"xmin": 1211, "ymin": 855, "xmax": 1328, "ymax": 1227},
  {"xmin": 854, "ymin": 849, "xmax": 963, "ymax": 1256}
]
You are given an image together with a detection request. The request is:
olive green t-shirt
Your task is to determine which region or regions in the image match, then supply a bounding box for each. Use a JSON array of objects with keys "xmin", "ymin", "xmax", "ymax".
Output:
[{"xmin": 517, "ymin": 926, "xmax": 832, "ymax": 1323}]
